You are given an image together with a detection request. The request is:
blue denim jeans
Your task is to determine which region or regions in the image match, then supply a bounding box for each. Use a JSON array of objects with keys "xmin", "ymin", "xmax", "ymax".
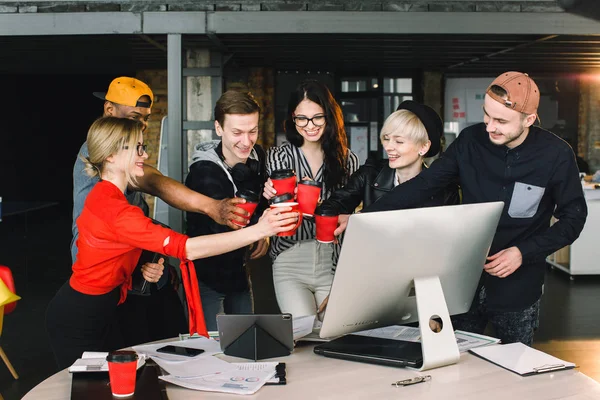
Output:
[
  {"xmin": 198, "ymin": 280, "xmax": 252, "ymax": 331},
  {"xmin": 451, "ymin": 286, "xmax": 541, "ymax": 346}
]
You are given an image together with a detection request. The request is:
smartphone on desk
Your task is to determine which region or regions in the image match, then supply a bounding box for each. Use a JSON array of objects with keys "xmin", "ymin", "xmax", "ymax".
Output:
[{"xmin": 156, "ymin": 345, "xmax": 205, "ymax": 357}]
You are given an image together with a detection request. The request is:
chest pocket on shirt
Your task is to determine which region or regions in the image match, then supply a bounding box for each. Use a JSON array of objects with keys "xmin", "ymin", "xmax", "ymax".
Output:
[{"xmin": 508, "ymin": 182, "xmax": 545, "ymax": 218}]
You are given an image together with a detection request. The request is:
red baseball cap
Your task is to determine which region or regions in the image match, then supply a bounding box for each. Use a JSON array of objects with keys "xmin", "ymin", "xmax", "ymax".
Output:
[{"xmin": 486, "ymin": 72, "xmax": 539, "ymax": 115}]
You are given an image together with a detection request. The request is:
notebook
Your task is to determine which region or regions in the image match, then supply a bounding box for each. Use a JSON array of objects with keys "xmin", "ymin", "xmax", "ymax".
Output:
[
  {"xmin": 470, "ymin": 342, "xmax": 576, "ymax": 376},
  {"xmin": 313, "ymin": 335, "xmax": 423, "ymax": 368}
]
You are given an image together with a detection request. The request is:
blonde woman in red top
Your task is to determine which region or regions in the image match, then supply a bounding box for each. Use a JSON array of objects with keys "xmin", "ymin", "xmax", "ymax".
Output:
[{"xmin": 46, "ymin": 117, "xmax": 298, "ymax": 369}]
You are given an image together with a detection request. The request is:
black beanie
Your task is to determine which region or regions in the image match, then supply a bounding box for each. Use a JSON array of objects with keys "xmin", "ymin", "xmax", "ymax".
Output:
[{"xmin": 396, "ymin": 100, "xmax": 443, "ymax": 158}]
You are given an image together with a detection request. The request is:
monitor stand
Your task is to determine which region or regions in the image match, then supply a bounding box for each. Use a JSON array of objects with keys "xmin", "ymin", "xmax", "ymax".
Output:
[{"xmin": 413, "ymin": 276, "xmax": 460, "ymax": 371}]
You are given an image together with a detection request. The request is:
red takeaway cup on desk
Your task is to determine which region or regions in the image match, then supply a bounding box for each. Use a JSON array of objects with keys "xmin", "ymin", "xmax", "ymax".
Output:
[
  {"xmin": 314, "ymin": 205, "xmax": 339, "ymax": 244},
  {"xmin": 270, "ymin": 169, "xmax": 297, "ymax": 196},
  {"xmin": 233, "ymin": 189, "xmax": 260, "ymax": 227},
  {"xmin": 297, "ymin": 180, "xmax": 322, "ymax": 217},
  {"xmin": 106, "ymin": 350, "xmax": 138, "ymax": 397},
  {"xmin": 269, "ymin": 193, "xmax": 303, "ymax": 237}
]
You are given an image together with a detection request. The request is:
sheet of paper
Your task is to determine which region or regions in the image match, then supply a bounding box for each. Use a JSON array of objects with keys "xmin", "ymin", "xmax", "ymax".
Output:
[
  {"xmin": 353, "ymin": 325, "xmax": 422, "ymax": 341},
  {"xmin": 69, "ymin": 352, "xmax": 146, "ymax": 372},
  {"xmin": 81, "ymin": 351, "xmax": 110, "ymax": 359},
  {"xmin": 454, "ymin": 330, "xmax": 500, "ymax": 352},
  {"xmin": 151, "ymin": 354, "xmax": 236, "ymax": 378},
  {"xmin": 353, "ymin": 325, "xmax": 500, "ymax": 353},
  {"xmin": 133, "ymin": 337, "xmax": 222, "ymax": 361},
  {"xmin": 69, "ymin": 358, "xmax": 106, "ymax": 372},
  {"xmin": 471, "ymin": 342, "xmax": 575, "ymax": 376},
  {"xmin": 233, "ymin": 362, "xmax": 281, "ymax": 384},
  {"xmin": 160, "ymin": 369, "xmax": 274, "ymax": 395},
  {"xmin": 292, "ymin": 315, "xmax": 316, "ymax": 340},
  {"xmin": 233, "ymin": 362, "xmax": 279, "ymax": 372}
]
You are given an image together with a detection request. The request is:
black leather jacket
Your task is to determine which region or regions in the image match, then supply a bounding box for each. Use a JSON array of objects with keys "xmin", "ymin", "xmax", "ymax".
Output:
[{"xmin": 323, "ymin": 158, "xmax": 460, "ymax": 214}]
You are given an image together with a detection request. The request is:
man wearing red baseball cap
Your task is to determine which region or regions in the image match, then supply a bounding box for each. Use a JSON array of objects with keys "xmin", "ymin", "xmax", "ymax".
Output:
[{"xmin": 359, "ymin": 72, "xmax": 587, "ymax": 345}]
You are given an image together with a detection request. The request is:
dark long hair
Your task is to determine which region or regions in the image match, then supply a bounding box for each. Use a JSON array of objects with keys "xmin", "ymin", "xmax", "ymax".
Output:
[{"xmin": 284, "ymin": 80, "xmax": 349, "ymax": 190}]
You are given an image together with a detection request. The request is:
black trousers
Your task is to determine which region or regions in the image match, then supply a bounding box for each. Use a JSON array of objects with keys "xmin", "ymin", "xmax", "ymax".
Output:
[
  {"xmin": 46, "ymin": 282, "xmax": 123, "ymax": 370},
  {"xmin": 116, "ymin": 281, "xmax": 188, "ymax": 348}
]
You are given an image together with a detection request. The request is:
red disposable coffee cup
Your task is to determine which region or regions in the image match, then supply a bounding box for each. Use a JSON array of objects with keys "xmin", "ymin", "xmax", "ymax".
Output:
[
  {"xmin": 314, "ymin": 205, "xmax": 339, "ymax": 244},
  {"xmin": 233, "ymin": 189, "xmax": 260, "ymax": 227},
  {"xmin": 106, "ymin": 350, "xmax": 138, "ymax": 397},
  {"xmin": 270, "ymin": 193, "xmax": 303, "ymax": 237},
  {"xmin": 297, "ymin": 180, "xmax": 322, "ymax": 217},
  {"xmin": 270, "ymin": 169, "xmax": 297, "ymax": 196}
]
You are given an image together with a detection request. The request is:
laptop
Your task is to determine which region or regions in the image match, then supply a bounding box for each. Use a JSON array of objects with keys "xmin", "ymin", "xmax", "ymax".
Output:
[{"xmin": 313, "ymin": 335, "xmax": 423, "ymax": 368}]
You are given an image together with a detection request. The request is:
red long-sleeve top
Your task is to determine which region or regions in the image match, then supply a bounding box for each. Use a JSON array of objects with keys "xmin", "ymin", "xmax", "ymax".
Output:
[
  {"xmin": 71, "ymin": 180, "xmax": 186, "ymax": 304},
  {"xmin": 71, "ymin": 180, "xmax": 208, "ymax": 337}
]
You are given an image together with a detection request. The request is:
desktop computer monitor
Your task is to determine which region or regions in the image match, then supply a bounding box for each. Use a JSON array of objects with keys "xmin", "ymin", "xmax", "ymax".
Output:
[{"xmin": 319, "ymin": 201, "xmax": 503, "ymax": 339}]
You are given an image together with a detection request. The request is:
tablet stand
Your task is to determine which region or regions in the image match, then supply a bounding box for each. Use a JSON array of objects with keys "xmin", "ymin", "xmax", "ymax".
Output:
[
  {"xmin": 223, "ymin": 323, "xmax": 291, "ymax": 361},
  {"xmin": 413, "ymin": 276, "xmax": 460, "ymax": 371}
]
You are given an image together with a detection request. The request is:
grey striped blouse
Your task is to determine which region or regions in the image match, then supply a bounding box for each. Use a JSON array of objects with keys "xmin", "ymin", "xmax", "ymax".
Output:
[{"xmin": 266, "ymin": 141, "xmax": 360, "ymax": 268}]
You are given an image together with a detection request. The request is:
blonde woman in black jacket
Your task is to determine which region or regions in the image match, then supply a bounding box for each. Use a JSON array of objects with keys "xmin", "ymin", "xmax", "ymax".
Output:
[{"xmin": 324, "ymin": 101, "xmax": 459, "ymax": 217}]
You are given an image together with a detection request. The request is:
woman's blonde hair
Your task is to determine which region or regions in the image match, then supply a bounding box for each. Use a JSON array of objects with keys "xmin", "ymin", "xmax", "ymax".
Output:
[
  {"xmin": 380, "ymin": 109, "xmax": 429, "ymax": 146},
  {"xmin": 81, "ymin": 116, "xmax": 143, "ymax": 187}
]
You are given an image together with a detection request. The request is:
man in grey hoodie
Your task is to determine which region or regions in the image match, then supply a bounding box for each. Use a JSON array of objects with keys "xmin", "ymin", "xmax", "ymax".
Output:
[{"xmin": 185, "ymin": 91, "xmax": 269, "ymax": 330}]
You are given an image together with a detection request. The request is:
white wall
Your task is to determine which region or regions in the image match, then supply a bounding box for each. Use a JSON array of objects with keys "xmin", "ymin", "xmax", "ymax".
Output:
[{"xmin": 444, "ymin": 77, "xmax": 493, "ymax": 135}]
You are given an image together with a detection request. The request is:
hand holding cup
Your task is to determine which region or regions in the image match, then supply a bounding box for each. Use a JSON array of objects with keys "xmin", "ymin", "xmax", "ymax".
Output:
[
  {"xmin": 232, "ymin": 189, "xmax": 260, "ymax": 227},
  {"xmin": 255, "ymin": 202, "xmax": 300, "ymax": 238},
  {"xmin": 269, "ymin": 193, "xmax": 304, "ymax": 236},
  {"xmin": 314, "ymin": 204, "xmax": 339, "ymax": 244}
]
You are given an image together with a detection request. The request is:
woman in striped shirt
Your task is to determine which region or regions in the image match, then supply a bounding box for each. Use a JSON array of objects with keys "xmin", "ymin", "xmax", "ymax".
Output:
[{"xmin": 263, "ymin": 80, "xmax": 360, "ymax": 321}]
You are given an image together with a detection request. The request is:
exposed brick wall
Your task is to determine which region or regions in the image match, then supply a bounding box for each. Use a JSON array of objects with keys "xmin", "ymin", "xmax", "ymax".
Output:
[
  {"xmin": 225, "ymin": 67, "xmax": 276, "ymax": 149},
  {"xmin": 249, "ymin": 68, "xmax": 276, "ymax": 149},
  {"xmin": 136, "ymin": 69, "xmax": 168, "ymax": 214},
  {"xmin": 0, "ymin": 1, "xmax": 571, "ymax": 14}
]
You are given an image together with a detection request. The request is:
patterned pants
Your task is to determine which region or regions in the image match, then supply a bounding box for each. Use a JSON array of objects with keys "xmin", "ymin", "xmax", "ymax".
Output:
[{"xmin": 451, "ymin": 286, "xmax": 541, "ymax": 346}]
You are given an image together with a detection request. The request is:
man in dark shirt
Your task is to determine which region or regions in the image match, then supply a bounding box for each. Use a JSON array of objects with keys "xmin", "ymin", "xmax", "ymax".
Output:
[
  {"xmin": 185, "ymin": 91, "xmax": 269, "ymax": 330},
  {"xmin": 358, "ymin": 72, "xmax": 588, "ymax": 345}
]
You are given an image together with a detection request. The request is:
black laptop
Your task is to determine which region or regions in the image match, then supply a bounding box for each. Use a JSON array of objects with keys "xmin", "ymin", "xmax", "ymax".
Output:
[{"xmin": 313, "ymin": 335, "xmax": 423, "ymax": 368}]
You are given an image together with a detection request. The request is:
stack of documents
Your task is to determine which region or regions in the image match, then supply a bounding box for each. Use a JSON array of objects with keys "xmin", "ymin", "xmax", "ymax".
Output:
[
  {"xmin": 352, "ymin": 325, "xmax": 500, "ymax": 353},
  {"xmin": 470, "ymin": 342, "xmax": 576, "ymax": 376},
  {"xmin": 133, "ymin": 337, "xmax": 282, "ymax": 395},
  {"xmin": 159, "ymin": 362, "xmax": 281, "ymax": 395}
]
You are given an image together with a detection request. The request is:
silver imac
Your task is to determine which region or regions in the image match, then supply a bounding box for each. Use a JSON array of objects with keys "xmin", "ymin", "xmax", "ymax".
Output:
[{"xmin": 320, "ymin": 201, "xmax": 503, "ymax": 339}]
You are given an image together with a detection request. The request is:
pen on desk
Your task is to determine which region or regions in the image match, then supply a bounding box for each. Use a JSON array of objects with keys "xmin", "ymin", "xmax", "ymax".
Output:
[
  {"xmin": 533, "ymin": 364, "xmax": 566, "ymax": 373},
  {"xmin": 392, "ymin": 375, "xmax": 431, "ymax": 387}
]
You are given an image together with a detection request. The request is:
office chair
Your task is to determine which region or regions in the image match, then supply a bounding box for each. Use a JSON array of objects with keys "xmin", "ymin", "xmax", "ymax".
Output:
[{"xmin": 0, "ymin": 265, "xmax": 20, "ymax": 379}]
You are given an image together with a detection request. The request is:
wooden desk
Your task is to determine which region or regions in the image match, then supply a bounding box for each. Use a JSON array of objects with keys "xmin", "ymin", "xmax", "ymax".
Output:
[{"xmin": 23, "ymin": 343, "xmax": 600, "ymax": 400}]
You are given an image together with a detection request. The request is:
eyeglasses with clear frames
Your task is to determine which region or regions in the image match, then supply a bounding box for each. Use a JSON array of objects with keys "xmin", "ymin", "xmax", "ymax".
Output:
[
  {"xmin": 293, "ymin": 114, "xmax": 326, "ymax": 127},
  {"xmin": 124, "ymin": 144, "xmax": 148, "ymax": 156}
]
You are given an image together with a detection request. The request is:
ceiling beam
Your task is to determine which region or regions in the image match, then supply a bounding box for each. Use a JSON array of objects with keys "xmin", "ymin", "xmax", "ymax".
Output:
[
  {"xmin": 209, "ymin": 12, "xmax": 600, "ymax": 35},
  {"xmin": 0, "ymin": 12, "xmax": 140, "ymax": 35},
  {"xmin": 2, "ymin": 11, "xmax": 600, "ymax": 36},
  {"xmin": 558, "ymin": 0, "xmax": 600, "ymax": 21}
]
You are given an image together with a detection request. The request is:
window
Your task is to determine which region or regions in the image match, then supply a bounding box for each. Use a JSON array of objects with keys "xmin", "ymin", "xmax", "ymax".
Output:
[{"xmin": 383, "ymin": 78, "xmax": 413, "ymax": 120}]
